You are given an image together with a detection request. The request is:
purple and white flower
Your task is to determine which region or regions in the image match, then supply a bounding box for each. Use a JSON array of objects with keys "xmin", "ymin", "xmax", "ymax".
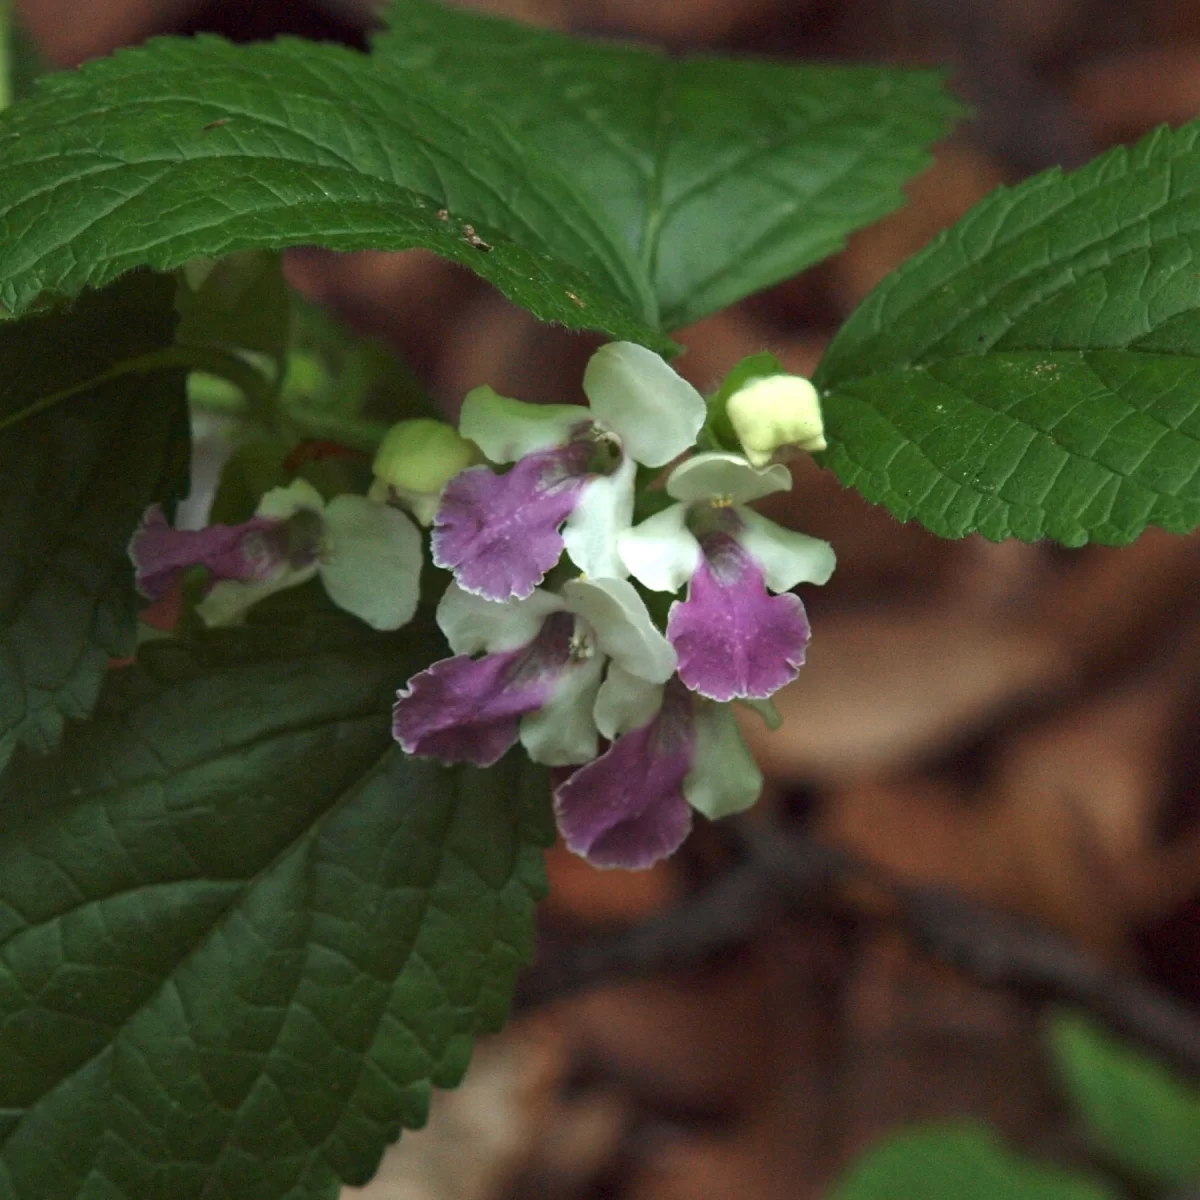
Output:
[
  {"xmin": 617, "ymin": 452, "xmax": 835, "ymax": 702},
  {"xmin": 431, "ymin": 342, "xmax": 707, "ymax": 601},
  {"xmin": 129, "ymin": 479, "xmax": 422, "ymax": 630},
  {"xmin": 393, "ymin": 575, "xmax": 676, "ymax": 769},
  {"xmin": 554, "ymin": 671, "xmax": 762, "ymax": 869}
]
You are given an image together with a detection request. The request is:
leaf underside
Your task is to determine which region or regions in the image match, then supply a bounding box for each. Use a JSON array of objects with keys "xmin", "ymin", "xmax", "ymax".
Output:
[{"xmin": 0, "ymin": 34, "xmax": 665, "ymax": 349}]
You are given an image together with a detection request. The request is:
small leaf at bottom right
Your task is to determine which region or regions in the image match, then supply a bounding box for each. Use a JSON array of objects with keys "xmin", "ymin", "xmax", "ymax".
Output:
[{"xmin": 1049, "ymin": 1010, "xmax": 1200, "ymax": 1191}]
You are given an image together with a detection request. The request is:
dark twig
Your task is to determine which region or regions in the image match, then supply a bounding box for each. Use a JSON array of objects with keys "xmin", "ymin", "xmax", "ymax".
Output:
[
  {"xmin": 517, "ymin": 827, "xmax": 1200, "ymax": 1081},
  {"xmin": 513, "ymin": 834, "xmax": 845, "ymax": 1011}
]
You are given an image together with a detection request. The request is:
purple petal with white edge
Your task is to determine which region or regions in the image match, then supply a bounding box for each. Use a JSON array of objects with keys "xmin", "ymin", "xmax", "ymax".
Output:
[
  {"xmin": 393, "ymin": 611, "xmax": 575, "ymax": 766},
  {"xmin": 668, "ymin": 533, "xmax": 810, "ymax": 701},
  {"xmin": 582, "ymin": 342, "xmax": 706, "ymax": 467},
  {"xmin": 129, "ymin": 504, "xmax": 281, "ymax": 599},
  {"xmin": 665, "ymin": 451, "xmax": 792, "ymax": 506},
  {"xmin": 432, "ymin": 445, "xmax": 590, "ymax": 600},
  {"xmin": 736, "ymin": 507, "xmax": 836, "ymax": 592},
  {"xmin": 560, "ymin": 454, "xmax": 636, "ymax": 580},
  {"xmin": 554, "ymin": 680, "xmax": 694, "ymax": 869}
]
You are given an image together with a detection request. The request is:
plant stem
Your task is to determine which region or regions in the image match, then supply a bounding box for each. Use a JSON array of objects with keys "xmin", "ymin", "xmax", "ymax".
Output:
[{"xmin": 0, "ymin": 344, "xmax": 275, "ymax": 434}]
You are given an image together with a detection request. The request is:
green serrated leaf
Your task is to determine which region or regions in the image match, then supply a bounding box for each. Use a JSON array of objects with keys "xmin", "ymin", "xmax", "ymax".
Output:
[
  {"xmin": 0, "ymin": 34, "xmax": 667, "ymax": 349},
  {"xmin": 817, "ymin": 122, "xmax": 1200, "ymax": 546},
  {"xmin": 376, "ymin": 0, "xmax": 963, "ymax": 331},
  {"xmin": 0, "ymin": 624, "xmax": 551, "ymax": 1199},
  {"xmin": 829, "ymin": 1123, "xmax": 1118, "ymax": 1200},
  {"xmin": 1048, "ymin": 1011, "xmax": 1200, "ymax": 1190},
  {"xmin": 0, "ymin": 272, "xmax": 189, "ymax": 771}
]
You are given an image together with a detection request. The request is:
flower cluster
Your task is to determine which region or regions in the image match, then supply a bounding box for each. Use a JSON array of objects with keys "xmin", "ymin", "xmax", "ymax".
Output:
[
  {"xmin": 128, "ymin": 342, "xmax": 832, "ymax": 872},
  {"xmin": 394, "ymin": 342, "xmax": 835, "ymax": 869}
]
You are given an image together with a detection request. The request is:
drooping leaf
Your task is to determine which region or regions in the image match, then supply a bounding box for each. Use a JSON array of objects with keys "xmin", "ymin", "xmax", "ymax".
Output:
[
  {"xmin": 0, "ymin": 623, "xmax": 552, "ymax": 1199},
  {"xmin": 817, "ymin": 122, "xmax": 1200, "ymax": 546},
  {"xmin": 0, "ymin": 34, "xmax": 665, "ymax": 348},
  {"xmin": 829, "ymin": 1124, "xmax": 1118, "ymax": 1200},
  {"xmin": 376, "ymin": 0, "xmax": 963, "ymax": 332},
  {"xmin": 0, "ymin": 272, "xmax": 189, "ymax": 771},
  {"xmin": 1048, "ymin": 1011, "xmax": 1200, "ymax": 1190}
]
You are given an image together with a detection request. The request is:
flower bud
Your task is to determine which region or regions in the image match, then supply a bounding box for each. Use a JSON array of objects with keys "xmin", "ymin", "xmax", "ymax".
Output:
[
  {"xmin": 724, "ymin": 374, "xmax": 826, "ymax": 467},
  {"xmin": 371, "ymin": 418, "xmax": 477, "ymax": 525}
]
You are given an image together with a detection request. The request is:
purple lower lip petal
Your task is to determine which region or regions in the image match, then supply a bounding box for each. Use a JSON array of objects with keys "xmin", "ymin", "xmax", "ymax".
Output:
[
  {"xmin": 553, "ymin": 680, "xmax": 694, "ymax": 869},
  {"xmin": 432, "ymin": 446, "xmax": 591, "ymax": 601},
  {"xmin": 393, "ymin": 611, "xmax": 576, "ymax": 766},
  {"xmin": 668, "ymin": 532, "xmax": 810, "ymax": 702},
  {"xmin": 128, "ymin": 506, "xmax": 283, "ymax": 599}
]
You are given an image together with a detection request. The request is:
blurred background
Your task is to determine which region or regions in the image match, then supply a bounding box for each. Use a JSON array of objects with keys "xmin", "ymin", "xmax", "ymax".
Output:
[{"xmin": 15, "ymin": 0, "xmax": 1200, "ymax": 1195}]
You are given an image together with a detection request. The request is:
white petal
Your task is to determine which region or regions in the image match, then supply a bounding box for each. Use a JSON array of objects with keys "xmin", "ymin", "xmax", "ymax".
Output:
[
  {"xmin": 459, "ymin": 385, "xmax": 588, "ymax": 463},
  {"xmin": 255, "ymin": 477, "xmax": 326, "ymax": 520},
  {"xmin": 195, "ymin": 565, "xmax": 318, "ymax": 627},
  {"xmin": 736, "ymin": 508, "xmax": 836, "ymax": 592},
  {"xmin": 560, "ymin": 576, "xmax": 676, "ymax": 683},
  {"xmin": 582, "ymin": 342, "xmax": 706, "ymax": 467},
  {"xmin": 561, "ymin": 455, "xmax": 635, "ymax": 580},
  {"xmin": 683, "ymin": 702, "xmax": 762, "ymax": 820},
  {"xmin": 617, "ymin": 503, "xmax": 699, "ymax": 593},
  {"xmin": 666, "ymin": 452, "xmax": 791, "ymax": 505},
  {"xmin": 519, "ymin": 652, "xmax": 604, "ymax": 765},
  {"xmin": 436, "ymin": 582, "xmax": 564, "ymax": 655},
  {"xmin": 594, "ymin": 664, "xmax": 664, "ymax": 740},
  {"xmin": 318, "ymin": 495, "xmax": 422, "ymax": 630}
]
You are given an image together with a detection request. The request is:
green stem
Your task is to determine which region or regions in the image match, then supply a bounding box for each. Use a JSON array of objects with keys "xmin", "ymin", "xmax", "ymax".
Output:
[{"xmin": 0, "ymin": 344, "xmax": 275, "ymax": 434}]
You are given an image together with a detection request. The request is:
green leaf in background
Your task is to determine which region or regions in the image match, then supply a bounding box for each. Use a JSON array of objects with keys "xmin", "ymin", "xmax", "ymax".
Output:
[
  {"xmin": 828, "ymin": 1123, "xmax": 1118, "ymax": 1200},
  {"xmin": 0, "ymin": 35, "xmax": 666, "ymax": 349},
  {"xmin": 0, "ymin": 624, "xmax": 551, "ymax": 1199},
  {"xmin": 277, "ymin": 291, "xmax": 431, "ymax": 452},
  {"xmin": 1048, "ymin": 1010, "xmax": 1200, "ymax": 1190},
  {"xmin": 0, "ymin": 0, "xmax": 49, "ymax": 108},
  {"xmin": 0, "ymin": 272, "xmax": 189, "ymax": 771},
  {"xmin": 376, "ymin": 0, "xmax": 964, "ymax": 332},
  {"xmin": 817, "ymin": 122, "xmax": 1200, "ymax": 546},
  {"xmin": 175, "ymin": 251, "xmax": 291, "ymax": 376}
]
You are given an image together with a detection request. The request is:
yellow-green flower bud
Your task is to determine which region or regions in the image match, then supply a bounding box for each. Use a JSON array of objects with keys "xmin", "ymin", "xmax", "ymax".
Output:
[
  {"xmin": 725, "ymin": 374, "xmax": 826, "ymax": 467},
  {"xmin": 372, "ymin": 418, "xmax": 477, "ymax": 525}
]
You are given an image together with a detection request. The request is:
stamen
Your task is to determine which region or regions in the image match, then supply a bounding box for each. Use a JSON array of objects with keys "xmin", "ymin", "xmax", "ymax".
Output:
[{"xmin": 569, "ymin": 623, "xmax": 596, "ymax": 662}]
